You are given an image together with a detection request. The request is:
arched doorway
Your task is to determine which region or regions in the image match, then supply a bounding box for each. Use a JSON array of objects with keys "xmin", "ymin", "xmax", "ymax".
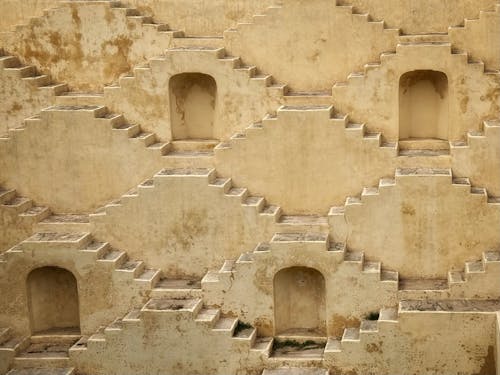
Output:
[
  {"xmin": 169, "ymin": 72, "xmax": 217, "ymax": 140},
  {"xmin": 399, "ymin": 70, "xmax": 449, "ymax": 140},
  {"xmin": 27, "ymin": 266, "xmax": 80, "ymax": 334},
  {"xmin": 274, "ymin": 267, "xmax": 326, "ymax": 336}
]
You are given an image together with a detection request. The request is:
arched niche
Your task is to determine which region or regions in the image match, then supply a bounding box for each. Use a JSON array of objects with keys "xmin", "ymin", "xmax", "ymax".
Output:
[
  {"xmin": 27, "ymin": 266, "xmax": 80, "ymax": 334},
  {"xmin": 274, "ymin": 266, "xmax": 326, "ymax": 336},
  {"xmin": 399, "ymin": 70, "xmax": 449, "ymax": 140},
  {"xmin": 169, "ymin": 72, "xmax": 217, "ymax": 140}
]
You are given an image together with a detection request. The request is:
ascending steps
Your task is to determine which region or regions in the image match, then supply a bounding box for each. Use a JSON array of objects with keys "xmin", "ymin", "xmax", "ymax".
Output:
[
  {"xmin": 76, "ymin": 297, "xmax": 271, "ymax": 358},
  {"xmin": 399, "ymin": 248, "xmax": 500, "ymax": 299},
  {"xmin": 325, "ymin": 307, "xmax": 398, "ymax": 354},
  {"xmin": 0, "ymin": 187, "xmax": 50, "ymax": 222}
]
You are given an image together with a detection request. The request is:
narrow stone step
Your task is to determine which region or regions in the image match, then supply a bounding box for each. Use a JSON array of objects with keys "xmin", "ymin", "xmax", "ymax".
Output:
[
  {"xmin": 7, "ymin": 369, "xmax": 75, "ymax": 375},
  {"xmin": 342, "ymin": 327, "xmax": 360, "ymax": 342},
  {"xmin": 262, "ymin": 368, "xmax": 328, "ymax": 375},
  {"xmin": 213, "ymin": 317, "xmax": 238, "ymax": 335},
  {"xmin": 399, "ymin": 279, "xmax": 448, "ymax": 291}
]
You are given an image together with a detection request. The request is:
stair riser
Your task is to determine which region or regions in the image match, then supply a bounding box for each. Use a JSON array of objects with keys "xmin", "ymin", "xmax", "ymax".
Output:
[{"xmin": 14, "ymin": 357, "xmax": 70, "ymax": 368}]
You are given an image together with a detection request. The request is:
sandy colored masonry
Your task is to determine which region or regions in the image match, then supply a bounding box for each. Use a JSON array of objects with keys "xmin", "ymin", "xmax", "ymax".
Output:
[{"xmin": 0, "ymin": 1, "xmax": 499, "ymax": 375}]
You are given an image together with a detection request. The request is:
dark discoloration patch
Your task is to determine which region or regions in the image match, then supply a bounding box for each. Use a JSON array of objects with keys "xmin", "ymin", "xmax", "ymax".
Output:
[
  {"xmin": 330, "ymin": 314, "xmax": 361, "ymax": 337},
  {"xmin": 400, "ymin": 70, "xmax": 448, "ymax": 99},
  {"xmin": 401, "ymin": 203, "xmax": 416, "ymax": 216},
  {"xmin": 101, "ymin": 35, "xmax": 134, "ymax": 84},
  {"xmin": 9, "ymin": 102, "xmax": 22, "ymax": 113},
  {"xmin": 70, "ymin": 4, "xmax": 82, "ymax": 28},
  {"xmin": 477, "ymin": 345, "xmax": 495, "ymax": 375}
]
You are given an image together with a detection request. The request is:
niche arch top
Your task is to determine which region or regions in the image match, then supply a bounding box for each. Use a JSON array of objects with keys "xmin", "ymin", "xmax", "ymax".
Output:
[
  {"xmin": 399, "ymin": 69, "xmax": 449, "ymax": 141},
  {"xmin": 169, "ymin": 72, "xmax": 217, "ymax": 141},
  {"xmin": 273, "ymin": 266, "xmax": 326, "ymax": 336},
  {"xmin": 27, "ymin": 266, "xmax": 80, "ymax": 335}
]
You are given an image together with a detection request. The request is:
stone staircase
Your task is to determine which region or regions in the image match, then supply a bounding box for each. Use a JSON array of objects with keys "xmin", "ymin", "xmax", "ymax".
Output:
[
  {"xmin": 91, "ymin": 168, "xmax": 330, "ymax": 233},
  {"xmin": 72, "ymin": 297, "xmax": 274, "ymax": 362},
  {"xmin": 0, "ymin": 104, "xmax": 215, "ymax": 166},
  {"xmin": 451, "ymin": 119, "xmax": 500, "ymax": 148},
  {"xmin": 0, "ymin": 326, "xmax": 77, "ymax": 374},
  {"xmin": 202, "ymin": 232, "xmax": 398, "ymax": 290},
  {"xmin": 0, "ymin": 231, "xmax": 166, "ymax": 292},
  {"xmin": 329, "ymin": 168, "xmax": 500, "ymax": 216},
  {"xmin": 324, "ymin": 306, "xmax": 398, "ymax": 354},
  {"xmin": 215, "ymin": 105, "xmax": 397, "ymax": 154},
  {"xmin": 10, "ymin": 334, "xmax": 79, "ymax": 370},
  {"xmin": 0, "ymin": 187, "xmax": 50, "ymax": 223},
  {"xmin": 0, "ymin": 55, "xmax": 67, "ymax": 98}
]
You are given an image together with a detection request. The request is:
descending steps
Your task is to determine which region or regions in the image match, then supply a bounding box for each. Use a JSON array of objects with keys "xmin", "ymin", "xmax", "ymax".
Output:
[{"xmin": 0, "ymin": 105, "xmax": 215, "ymax": 167}]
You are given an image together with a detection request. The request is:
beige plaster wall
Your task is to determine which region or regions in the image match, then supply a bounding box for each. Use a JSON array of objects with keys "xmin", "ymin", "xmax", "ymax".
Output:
[
  {"xmin": 126, "ymin": 0, "xmax": 278, "ymax": 36},
  {"xmin": 0, "ymin": 1, "xmax": 174, "ymax": 91},
  {"xmin": 0, "ymin": 107, "xmax": 167, "ymax": 213},
  {"xmin": 449, "ymin": 5, "xmax": 500, "ymax": 73},
  {"xmin": 70, "ymin": 304, "xmax": 264, "ymax": 375},
  {"xmin": 326, "ymin": 311, "xmax": 497, "ymax": 375},
  {"xmin": 203, "ymin": 236, "xmax": 397, "ymax": 337},
  {"xmin": 0, "ymin": 233, "xmax": 154, "ymax": 337},
  {"xmin": 339, "ymin": 0, "xmax": 497, "ymax": 34},
  {"xmin": 329, "ymin": 169, "xmax": 500, "ymax": 279},
  {"xmin": 90, "ymin": 169, "xmax": 281, "ymax": 278},
  {"xmin": 103, "ymin": 47, "xmax": 283, "ymax": 141},
  {"xmin": 0, "ymin": 60, "xmax": 62, "ymax": 135},
  {"xmin": 215, "ymin": 106, "xmax": 396, "ymax": 214},
  {"xmin": 452, "ymin": 122, "xmax": 500, "ymax": 196},
  {"xmin": 0, "ymin": 0, "xmax": 57, "ymax": 32},
  {"xmin": 331, "ymin": 43, "xmax": 500, "ymax": 142},
  {"xmin": 224, "ymin": 0, "xmax": 399, "ymax": 91},
  {"xmin": 0, "ymin": 204, "xmax": 43, "ymax": 253}
]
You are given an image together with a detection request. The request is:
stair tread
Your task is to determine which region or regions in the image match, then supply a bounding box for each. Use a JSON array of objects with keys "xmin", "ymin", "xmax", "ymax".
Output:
[
  {"xmin": 154, "ymin": 278, "xmax": 201, "ymax": 290},
  {"xmin": 213, "ymin": 317, "xmax": 238, "ymax": 330},
  {"xmin": 6, "ymin": 369, "xmax": 74, "ymax": 375},
  {"xmin": 400, "ymin": 299, "xmax": 500, "ymax": 312},
  {"xmin": 399, "ymin": 279, "xmax": 448, "ymax": 291},
  {"xmin": 262, "ymin": 368, "xmax": 328, "ymax": 375},
  {"xmin": 42, "ymin": 214, "xmax": 89, "ymax": 223}
]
